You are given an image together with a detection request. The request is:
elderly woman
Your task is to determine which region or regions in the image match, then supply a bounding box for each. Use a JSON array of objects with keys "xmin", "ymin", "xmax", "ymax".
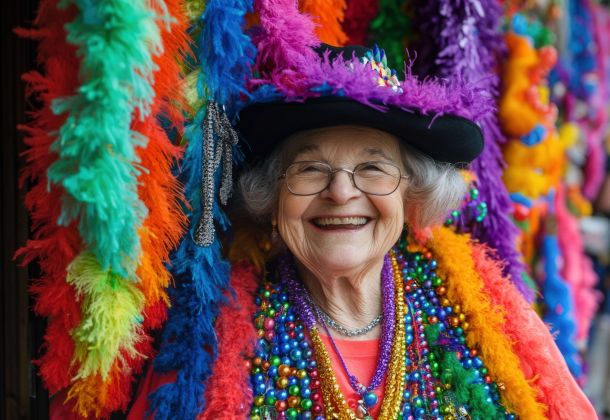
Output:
[
  {"xmin": 237, "ymin": 125, "xmax": 465, "ymax": 419},
  {"xmin": 125, "ymin": 46, "xmax": 595, "ymax": 420}
]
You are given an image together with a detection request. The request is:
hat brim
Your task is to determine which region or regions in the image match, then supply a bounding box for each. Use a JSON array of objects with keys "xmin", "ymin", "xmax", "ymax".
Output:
[{"xmin": 236, "ymin": 97, "xmax": 484, "ymax": 165}]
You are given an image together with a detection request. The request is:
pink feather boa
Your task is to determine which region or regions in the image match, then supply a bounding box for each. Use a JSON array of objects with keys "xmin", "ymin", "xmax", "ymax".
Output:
[
  {"xmin": 555, "ymin": 185, "xmax": 602, "ymax": 343},
  {"xmin": 253, "ymin": 0, "xmax": 319, "ymax": 79},
  {"xmin": 472, "ymin": 243, "xmax": 596, "ymax": 418}
]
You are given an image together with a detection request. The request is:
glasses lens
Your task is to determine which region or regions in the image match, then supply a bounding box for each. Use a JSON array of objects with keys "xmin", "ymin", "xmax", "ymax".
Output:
[
  {"xmin": 285, "ymin": 162, "xmax": 331, "ymax": 195},
  {"xmin": 354, "ymin": 162, "xmax": 401, "ymax": 195}
]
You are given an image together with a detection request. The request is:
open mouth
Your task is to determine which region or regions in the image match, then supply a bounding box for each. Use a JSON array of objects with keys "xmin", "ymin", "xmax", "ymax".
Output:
[{"xmin": 311, "ymin": 216, "xmax": 370, "ymax": 230}]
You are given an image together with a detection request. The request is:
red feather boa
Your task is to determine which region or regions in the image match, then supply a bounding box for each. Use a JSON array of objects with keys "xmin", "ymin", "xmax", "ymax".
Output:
[
  {"xmin": 200, "ymin": 262, "xmax": 259, "ymax": 419},
  {"xmin": 14, "ymin": 0, "xmax": 82, "ymax": 394}
]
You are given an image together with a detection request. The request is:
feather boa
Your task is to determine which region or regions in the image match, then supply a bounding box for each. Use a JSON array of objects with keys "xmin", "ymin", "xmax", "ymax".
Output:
[
  {"xmin": 244, "ymin": 50, "xmax": 496, "ymax": 130},
  {"xmin": 201, "ymin": 0, "xmax": 256, "ymax": 107},
  {"xmin": 473, "ymin": 242, "xmax": 597, "ymax": 418},
  {"xmin": 423, "ymin": 227, "xmax": 546, "ymax": 418},
  {"xmin": 48, "ymin": 0, "xmax": 161, "ymax": 278},
  {"xmin": 253, "ymin": 0, "xmax": 319, "ymax": 81},
  {"xmin": 149, "ymin": 0, "xmax": 259, "ymax": 412},
  {"xmin": 300, "ymin": 0, "xmax": 348, "ymax": 46},
  {"xmin": 581, "ymin": 0, "xmax": 610, "ymax": 200},
  {"xmin": 147, "ymin": 110, "xmax": 231, "ymax": 420},
  {"xmin": 541, "ymin": 229, "xmax": 582, "ymax": 379},
  {"xmin": 52, "ymin": 1, "xmax": 166, "ymax": 416},
  {"xmin": 555, "ymin": 185, "xmax": 601, "ymax": 344},
  {"xmin": 412, "ymin": 0, "xmax": 530, "ymax": 301},
  {"xmin": 61, "ymin": 1, "xmax": 190, "ymax": 415},
  {"xmin": 200, "ymin": 262, "xmax": 259, "ymax": 419},
  {"xmin": 557, "ymin": 0, "xmax": 607, "ymax": 199},
  {"xmin": 342, "ymin": 0, "xmax": 378, "ymax": 45},
  {"xmin": 14, "ymin": 0, "xmax": 83, "ymax": 394}
]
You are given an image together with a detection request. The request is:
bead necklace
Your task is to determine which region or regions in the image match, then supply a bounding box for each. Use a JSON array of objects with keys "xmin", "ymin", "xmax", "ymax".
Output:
[
  {"xmin": 248, "ymin": 247, "xmax": 515, "ymax": 420},
  {"xmin": 302, "ymin": 255, "xmax": 395, "ymax": 417},
  {"xmin": 314, "ymin": 308, "xmax": 382, "ymax": 338}
]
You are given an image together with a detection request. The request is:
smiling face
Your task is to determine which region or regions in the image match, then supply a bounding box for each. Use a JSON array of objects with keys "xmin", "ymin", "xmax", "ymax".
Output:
[{"xmin": 276, "ymin": 126, "xmax": 408, "ymax": 278}]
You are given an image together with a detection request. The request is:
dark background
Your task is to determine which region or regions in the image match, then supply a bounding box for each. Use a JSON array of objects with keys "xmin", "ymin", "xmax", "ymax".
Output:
[{"xmin": 2, "ymin": 1, "xmax": 49, "ymax": 419}]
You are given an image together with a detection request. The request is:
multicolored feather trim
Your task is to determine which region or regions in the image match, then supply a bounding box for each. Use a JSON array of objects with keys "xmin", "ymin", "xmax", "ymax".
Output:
[
  {"xmin": 19, "ymin": 0, "xmax": 190, "ymax": 417},
  {"xmin": 423, "ymin": 227, "xmax": 547, "ymax": 419},
  {"xmin": 243, "ymin": 49, "xmax": 496, "ymax": 128},
  {"xmin": 14, "ymin": 0, "xmax": 83, "ymax": 394},
  {"xmin": 63, "ymin": 1, "xmax": 190, "ymax": 415},
  {"xmin": 55, "ymin": 1, "xmax": 167, "ymax": 416}
]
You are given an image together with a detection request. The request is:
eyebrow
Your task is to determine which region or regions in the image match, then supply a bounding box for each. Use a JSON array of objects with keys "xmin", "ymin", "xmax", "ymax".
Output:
[
  {"xmin": 291, "ymin": 144, "xmax": 393, "ymax": 161},
  {"xmin": 292, "ymin": 144, "xmax": 319, "ymax": 158},
  {"xmin": 363, "ymin": 147, "xmax": 393, "ymax": 161}
]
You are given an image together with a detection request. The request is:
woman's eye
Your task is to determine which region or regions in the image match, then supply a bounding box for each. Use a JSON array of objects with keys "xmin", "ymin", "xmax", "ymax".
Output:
[
  {"xmin": 300, "ymin": 164, "xmax": 325, "ymax": 173},
  {"xmin": 360, "ymin": 164, "xmax": 384, "ymax": 172}
]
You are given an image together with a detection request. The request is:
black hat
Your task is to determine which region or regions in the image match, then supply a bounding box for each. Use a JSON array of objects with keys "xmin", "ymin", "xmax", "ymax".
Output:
[{"xmin": 236, "ymin": 45, "xmax": 485, "ymax": 165}]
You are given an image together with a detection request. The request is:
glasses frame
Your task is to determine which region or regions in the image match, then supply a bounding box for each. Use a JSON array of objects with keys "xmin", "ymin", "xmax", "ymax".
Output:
[{"xmin": 279, "ymin": 160, "xmax": 409, "ymax": 196}]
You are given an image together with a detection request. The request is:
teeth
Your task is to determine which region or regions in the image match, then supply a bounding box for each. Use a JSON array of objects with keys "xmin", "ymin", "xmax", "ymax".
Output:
[{"xmin": 314, "ymin": 217, "xmax": 368, "ymax": 226}]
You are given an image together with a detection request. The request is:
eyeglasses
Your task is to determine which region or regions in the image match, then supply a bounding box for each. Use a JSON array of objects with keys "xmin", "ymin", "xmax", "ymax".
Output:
[{"xmin": 279, "ymin": 161, "xmax": 408, "ymax": 196}]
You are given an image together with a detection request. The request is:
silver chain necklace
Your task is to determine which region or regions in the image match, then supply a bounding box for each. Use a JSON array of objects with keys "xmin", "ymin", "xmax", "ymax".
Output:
[{"xmin": 314, "ymin": 305, "xmax": 383, "ymax": 337}]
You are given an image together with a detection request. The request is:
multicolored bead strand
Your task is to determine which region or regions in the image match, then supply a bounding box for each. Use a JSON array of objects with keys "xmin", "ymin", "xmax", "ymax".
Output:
[
  {"xmin": 250, "ymin": 280, "xmax": 323, "ymax": 420},
  {"xmin": 445, "ymin": 185, "xmax": 488, "ymax": 232}
]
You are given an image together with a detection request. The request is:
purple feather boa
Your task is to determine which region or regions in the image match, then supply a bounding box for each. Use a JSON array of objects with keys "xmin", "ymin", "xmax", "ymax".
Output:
[{"xmin": 413, "ymin": 0, "xmax": 533, "ymax": 301}]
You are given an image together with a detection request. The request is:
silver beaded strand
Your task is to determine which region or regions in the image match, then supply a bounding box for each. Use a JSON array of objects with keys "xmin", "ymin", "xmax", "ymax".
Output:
[
  {"xmin": 314, "ymin": 305, "xmax": 383, "ymax": 337},
  {"xmin": 194, "ymin": 102, "xmax": 239, "ymax": 246}
]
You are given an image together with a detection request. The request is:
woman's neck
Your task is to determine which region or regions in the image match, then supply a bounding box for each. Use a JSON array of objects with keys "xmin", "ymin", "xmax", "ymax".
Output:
[{"xmin": 295, "ymin": 259, "xmax": 383, "ymax": 341}]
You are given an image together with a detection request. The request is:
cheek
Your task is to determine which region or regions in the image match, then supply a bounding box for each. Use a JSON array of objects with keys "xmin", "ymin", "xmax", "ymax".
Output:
[
  {"xmin": 276, "ymin": 188, "xmax": 313, "ymax": 245},
  {"xmin": 374, "ymin": 195, "xmax": 405, "ymax": 225},
  {"xmin": 277, "ymin": 188, "xmax": 310, "ymax": 223},
  {"xmin": 370, "ymin": 195, "xmax": 406, "ymax": 242}
]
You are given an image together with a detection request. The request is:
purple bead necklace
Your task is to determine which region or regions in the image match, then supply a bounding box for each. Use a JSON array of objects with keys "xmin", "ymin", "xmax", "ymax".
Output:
[{"xmin": 279, "ymin": 254, "xmax": 396, "ymax": 409}]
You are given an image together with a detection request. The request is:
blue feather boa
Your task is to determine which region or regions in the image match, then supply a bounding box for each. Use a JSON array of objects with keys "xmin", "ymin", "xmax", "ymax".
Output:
[
  {"xmin": 542, "ymin": 234, "xmax": 582, "ymax": 378},
  {"xmin": 148, "ymin": 1, "xmax": 255, "ymax": 418}
]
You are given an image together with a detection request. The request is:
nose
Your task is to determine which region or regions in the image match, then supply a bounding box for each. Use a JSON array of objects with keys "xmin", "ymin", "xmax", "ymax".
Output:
[{"xmin": 319, "ymin": 169, "xmax": 361, "ymax": 203}]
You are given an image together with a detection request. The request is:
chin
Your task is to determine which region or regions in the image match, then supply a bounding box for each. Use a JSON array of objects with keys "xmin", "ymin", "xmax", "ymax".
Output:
[{"xmin": 309, "ymin": 246, "xmax": 381, "ymax": 274}]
